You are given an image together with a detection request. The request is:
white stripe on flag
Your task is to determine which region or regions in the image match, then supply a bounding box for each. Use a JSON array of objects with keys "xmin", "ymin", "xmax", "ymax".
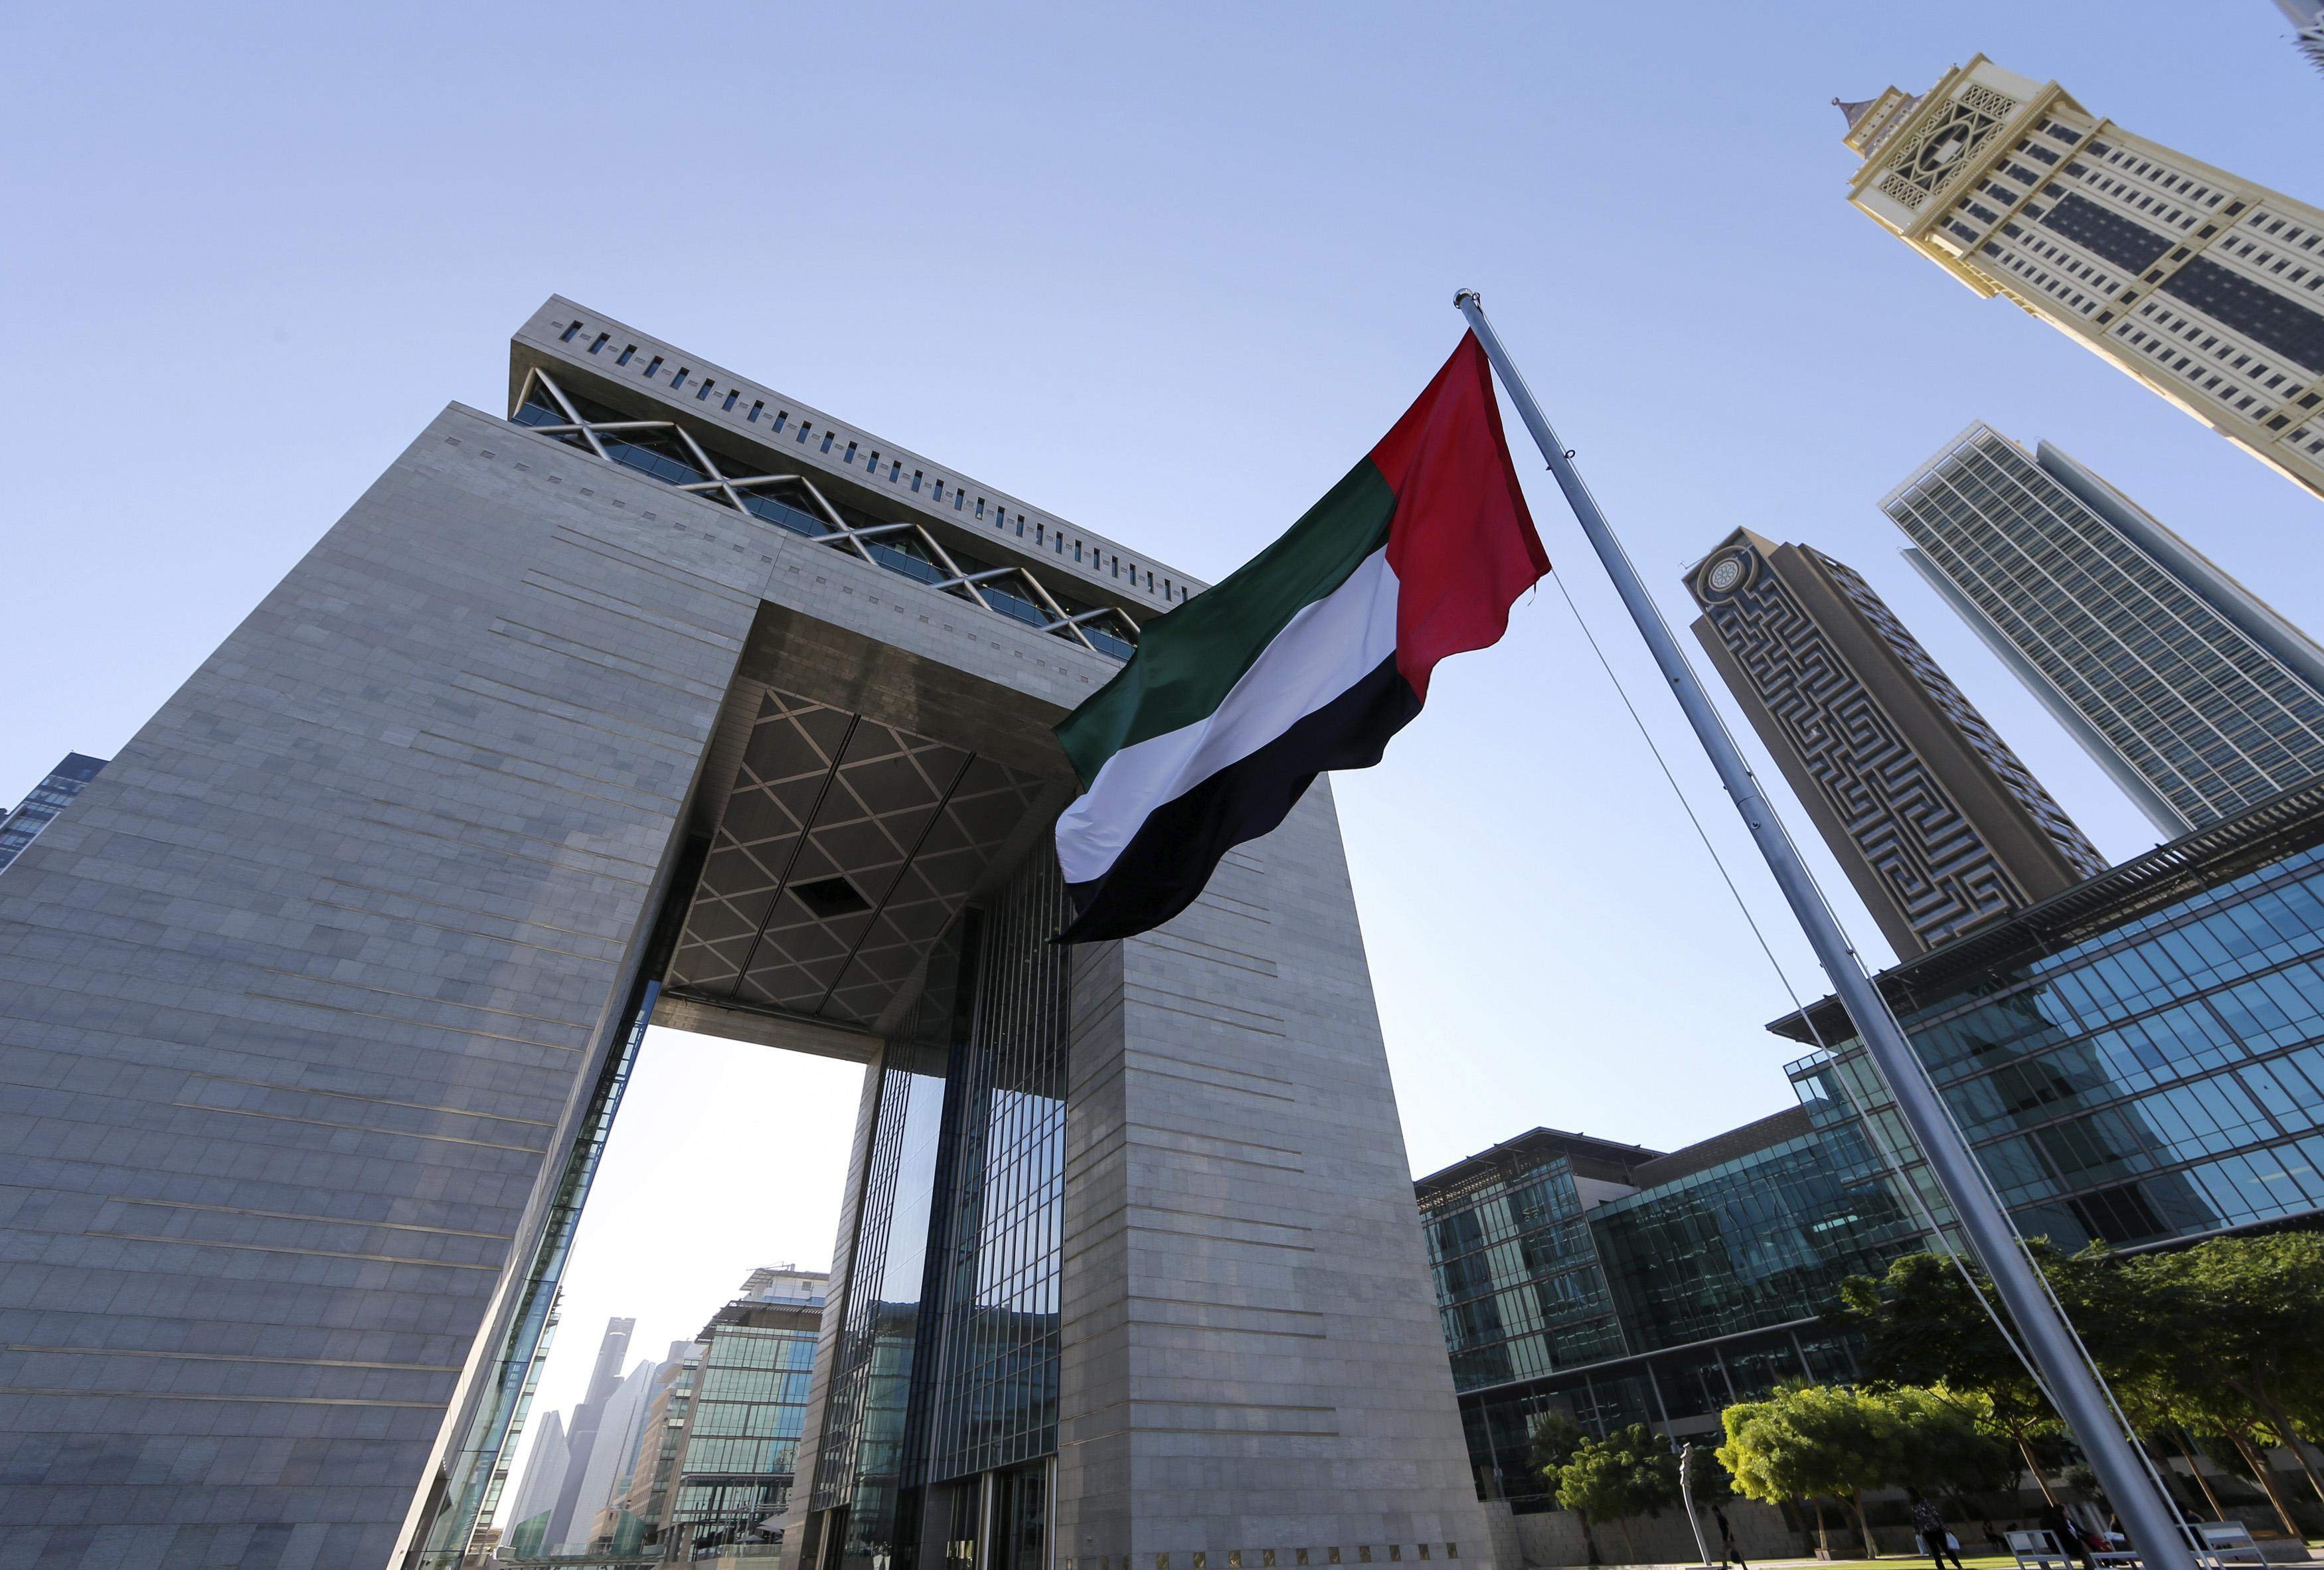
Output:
[{"xmin": 1055, "ymin": 547, "xmax": 1401, "ymax": 888}]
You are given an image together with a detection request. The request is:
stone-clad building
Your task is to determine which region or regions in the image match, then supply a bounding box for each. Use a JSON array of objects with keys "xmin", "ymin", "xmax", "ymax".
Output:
[{"xmin": 0, "ymin": 299, "xmax": 1485, "ymax": 1570}]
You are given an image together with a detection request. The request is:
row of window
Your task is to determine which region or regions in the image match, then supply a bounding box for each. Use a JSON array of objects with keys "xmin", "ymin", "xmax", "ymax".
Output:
[
  {"xmin": 554, "ymin": 317, "xmax": 1191, "ymax": 605},
  {"xmin": 513, "ymin": 378, "xmax": 1144, "ymax": 661}
]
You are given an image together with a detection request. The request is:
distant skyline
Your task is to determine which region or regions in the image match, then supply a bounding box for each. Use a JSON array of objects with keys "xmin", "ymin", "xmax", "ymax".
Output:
[{"xmin": 7, "ymin": 0, "xmax": 2321, "ymax": 1482}]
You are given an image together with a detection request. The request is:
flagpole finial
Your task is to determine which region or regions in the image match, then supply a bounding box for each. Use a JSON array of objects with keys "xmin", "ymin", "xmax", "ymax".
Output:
[{"xmin": 1453, "ymin": 288, "xmax": 1481, "ymax": 309}]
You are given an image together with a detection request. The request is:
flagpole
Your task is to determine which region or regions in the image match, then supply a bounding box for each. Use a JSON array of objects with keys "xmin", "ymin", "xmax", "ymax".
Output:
[{"xmin": 1453, "ymin": 289, "xmax": 2191, "ymax": 1570}]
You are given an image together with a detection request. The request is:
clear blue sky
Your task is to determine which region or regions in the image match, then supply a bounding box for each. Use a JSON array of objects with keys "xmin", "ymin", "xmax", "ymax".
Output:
[{"xmin": 7, "ymin": 0, "xmax": 2320, "ymax": 1443}]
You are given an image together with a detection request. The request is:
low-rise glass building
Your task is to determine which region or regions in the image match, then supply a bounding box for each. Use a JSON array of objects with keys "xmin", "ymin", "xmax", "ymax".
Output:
[
  {"xmin": 1416, "ymin": 1112, "xmax": 1926, "ymax": 1508},
  {"xmin": 1778, "ymin": 780, "xmax": 2324, "ymax": 1251},
  {"xmin": 661, "ymin": 1279, "xmax": 824, "ymax": 1559}
]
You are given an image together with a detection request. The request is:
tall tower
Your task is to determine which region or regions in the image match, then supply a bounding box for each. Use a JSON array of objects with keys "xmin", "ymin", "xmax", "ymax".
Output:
[
  {"xmin": 1687, "ymin": 529, "xmax": 2107, "ymax": 959},
  {"xmin": 1839, "ymin": 58, "xmax": 2324, "ymax": 501},
  {"xmin": 1888, "ymin": 423, "xmax": 2324, "ymax": 837}
]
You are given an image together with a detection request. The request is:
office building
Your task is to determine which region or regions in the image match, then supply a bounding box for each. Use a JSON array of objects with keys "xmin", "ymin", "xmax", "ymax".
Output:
[
  {"xmin": 542, "ymin": 1318, "xmax": 644, "ymax": 1552},
  {"xmin": 619, "ymin": 1341, "xmax": 706, "ymax": 1547},
  {"xmin": 1838, "ymin": 58, "xmax": 2324, "ymax": 501},
  {"xmin": 0, "ymin": 751, "xmax": 104, "ymax": 872},
  {"xmin": 1416, "ymin": 1117, "xmax": 1928, "ymax": 1508},
  {"xmin": 656, "ymin": 1269, "xmax": 829, "ymax": 1559},
  {"xmin": 1888, "ymin": 423, "xmax": 2324, "ymax": 837},
  {"xmin": 503, "ymin": 1412, "xmax": 572, "ymax": 1559},
  {"xmin": 1776, "ymin": 778, "xmax": 2324, "ymax": 1253},
  {"xmin": 1687, "ymin": 528, "xmax": 2108, "ymax": 958},
  {"xmin": 0, "ymin": 298, "xmax": 1486, "ymax": 1570}
]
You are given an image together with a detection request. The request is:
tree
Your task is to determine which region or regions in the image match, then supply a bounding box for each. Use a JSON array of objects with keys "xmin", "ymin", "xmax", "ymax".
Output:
[
  {"xmin": 1884, "ymin": 1385, "xmax": 2020, "ymax": 1503},
  {"xmin": 1837, "ymin": 1249, "xmax": 2096, "ymax": 1503},
  {"xmin": 1555, "ymin": 1423, "xmax": 1680, "ymax": 1565},
  {"xmin": 1717, "ymin": 1383, "xmax": 1894, "ymax": 1558},
  {"xmin": 2128, "ymin": 1233, "xmax": 2324, "ymax": 1516},
  {"xmin": 1531, "ymin": 1410, "xmax": 1589, "ymax": 1486}
]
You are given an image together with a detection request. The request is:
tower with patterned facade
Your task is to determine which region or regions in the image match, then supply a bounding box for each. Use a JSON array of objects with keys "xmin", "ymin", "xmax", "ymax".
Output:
[
  {"xmin": 1838, "ymin": 58, "xmax": 2324, "ymax": 502},
  {"xmin": 1687, "ymin": 529, "xmax": 2108, "ymax": 959}
]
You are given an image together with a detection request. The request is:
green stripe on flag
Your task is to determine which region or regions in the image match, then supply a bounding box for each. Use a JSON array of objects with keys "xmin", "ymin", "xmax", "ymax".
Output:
[{"xmin": 1056, "ymin": 457, "xmax": 1397, "ymax": 786}]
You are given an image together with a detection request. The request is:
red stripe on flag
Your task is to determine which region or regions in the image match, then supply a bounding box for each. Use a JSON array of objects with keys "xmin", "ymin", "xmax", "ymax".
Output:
[{"xmin": 1369, "ymin": 331, "xmax": 1549, "ymax": 702}]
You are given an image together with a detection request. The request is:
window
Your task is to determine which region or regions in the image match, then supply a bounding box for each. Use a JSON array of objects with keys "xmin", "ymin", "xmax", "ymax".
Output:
[
  {"xmin": 644, "ymin": 355, "xmax": 664, "ymax": 378},
  {"xmin": 844, "ymin": 441, "xmax": 857, "ymax": 464},
  {"xmin": 560, "ymin": 321, "xmax": 583, "ymax": 342},
  {"xmin": 748, "ymin": 400, "xmax": 764, "ymax": 422},
  {"xmin": 697, "ymin": 379, "xmax": 714, "ymax": 401},
  {"xmin": 618, "ymin": 344, "xmax": 637, "ymax": 365},
  {"xmin": 821, "ymin": 432, "xmax": 835, "ymax": 453},
  {"xmin": 722, "ymin": 389, "xmax": 740, "ymax": 411},
  {"xmin": 671, "ymin": 367, "xmax": 689, "ymax": 389},
  {"xmin": 912, "ymin": 469, "xmax": 923, "ymax": 492},
  {"xmin": 590, "ymin": 333, "xmax": 610, "ymax": 354}
]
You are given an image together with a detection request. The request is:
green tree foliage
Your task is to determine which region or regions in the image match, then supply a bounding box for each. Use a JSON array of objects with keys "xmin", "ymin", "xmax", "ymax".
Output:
[
  {"xmin": 1529, "ymin": 1410, "xmax": 1588, "ymax": 1483},
  {"xmin": 1716, "ymin": 1383, "xmax": 1892, "ymax": 1557},
  {"xmin": 2121, "ymin": 1233, "xmax": 2324, "ymax": 1534},
  {"xmin": 1554, "ymin": 1423, "xmax": 1680, "ymax": 1564},
  {"xmin": 1834, "ymin": 1235, "xmax": 2324, "ymax": 1536},
  {"xmin": 1884, "ymin": 1385, "xmax": 2021, "ymax": 1500}
]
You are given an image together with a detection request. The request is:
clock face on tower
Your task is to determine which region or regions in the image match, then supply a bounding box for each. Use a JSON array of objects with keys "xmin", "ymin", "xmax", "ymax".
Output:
[{"xmin": 1878, "ymin": 93, "xmax": 2015, "ymax": 210}]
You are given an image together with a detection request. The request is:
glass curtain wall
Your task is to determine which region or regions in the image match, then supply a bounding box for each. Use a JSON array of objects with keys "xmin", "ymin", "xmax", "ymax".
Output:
[
  {"xmin": 1422, "ymin": 1155, "xmax": 1625, "ymax": 1395},
  {"xmin": 1790, "ymin": 840, "xmax": 2324, "ymax": 1248},
  {"xmin": 926, "ymin": 860, "xmax": 1069, "ymax": 1482},
  {"xmin": 661, "ymin": 1314, "xmax": 819, "ymax": 1555},
  {"xmin": 809, "ymin": 852, "xmax": 1068, "ymax": 1570}
]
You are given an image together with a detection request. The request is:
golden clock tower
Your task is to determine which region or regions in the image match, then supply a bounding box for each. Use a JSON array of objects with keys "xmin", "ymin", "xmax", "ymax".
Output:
[{"xmin": 1841, "ymin": 56, "xmax": 2324, "ymax": 502}]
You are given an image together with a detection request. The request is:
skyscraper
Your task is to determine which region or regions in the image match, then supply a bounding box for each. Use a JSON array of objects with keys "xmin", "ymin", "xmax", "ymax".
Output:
[
  {"xmin": 0, "ymin": 752, "xmax": 104, "ymax": 872},
  {"xmin": 546, "ymin": 1317, "xmax": 642, "ymax": 1551},
  {"xmin": 1887, "ymin": 423, "xmax": 2324, "ymax": 836},
  {"xmin": 1839, "ymin": 57, "xmax": 2324, "ymax": 501},
  {"xmin": 1687, "ymin": 528, "xmax": 2108, "ymax": 958}
]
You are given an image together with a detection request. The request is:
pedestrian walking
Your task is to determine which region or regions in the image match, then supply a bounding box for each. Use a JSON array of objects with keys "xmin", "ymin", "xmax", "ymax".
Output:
[
  {"xmin": 1712, "ymin": 1504, "xmax": 1747, "ymax": 1570},
  {"xmin": 2040, "ymin": 1501, "xmax": 2094, "ymax": 1570},
  {"xmin": 1910, "ymin": 1492, "xmax": 1966, "ymax": 1570}
]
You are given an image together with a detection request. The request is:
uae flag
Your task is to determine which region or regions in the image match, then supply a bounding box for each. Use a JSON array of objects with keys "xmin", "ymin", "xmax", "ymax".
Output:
[{"xmin": 1052, "ymin": 332, "xmax": 1548, "ymax": 943}]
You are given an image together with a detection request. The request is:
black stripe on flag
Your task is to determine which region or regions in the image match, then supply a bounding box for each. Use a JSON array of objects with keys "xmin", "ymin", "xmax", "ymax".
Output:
[{"xmin": 1056, "ymin": 655, "xmax": 1423, "ymax": 944}]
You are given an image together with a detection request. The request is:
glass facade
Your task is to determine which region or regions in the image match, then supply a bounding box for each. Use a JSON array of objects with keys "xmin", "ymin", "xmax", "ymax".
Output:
[
  {"xmin": 1417, "ymin": 1119, "xmax": 1925, "ymax": 1508},
  {"xmin": 1886, "ymin": 425, "xmax": 2324, "ymax": 833},
  {"xmin": 0, "ymin": 751, "xmax": 105, "ymax": 872},
  {"xmin": 806, "ymin": 853, "xmax": 1068, "ymax": 1570},
  {"xmin": 1422, "ymin": 1149, "xmax": 1625, "ymax": 1395},
  {"xmin": 1785, "ymin": 821, "xmax": 2324, "ymax": 1251},
  {"xmin": 1590, "ymin": 1127, "xmax": 1921, "ymax": 1353},
  {"xmin": 665, "ymin": 1306, "xmax": 819, "ymax": 1555}
]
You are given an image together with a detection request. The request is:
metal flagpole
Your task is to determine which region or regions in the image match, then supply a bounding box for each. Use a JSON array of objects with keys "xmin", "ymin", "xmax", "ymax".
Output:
[{"xmin": 1453, "ymin": 289, "xmax": 2191, "ymax": 1570}]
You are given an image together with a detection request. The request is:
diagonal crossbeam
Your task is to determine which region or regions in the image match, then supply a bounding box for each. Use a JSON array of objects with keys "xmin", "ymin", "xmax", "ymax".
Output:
[{"xmin": 519, "ymin": 368, "xmax": 1143, "ymax": 659}]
